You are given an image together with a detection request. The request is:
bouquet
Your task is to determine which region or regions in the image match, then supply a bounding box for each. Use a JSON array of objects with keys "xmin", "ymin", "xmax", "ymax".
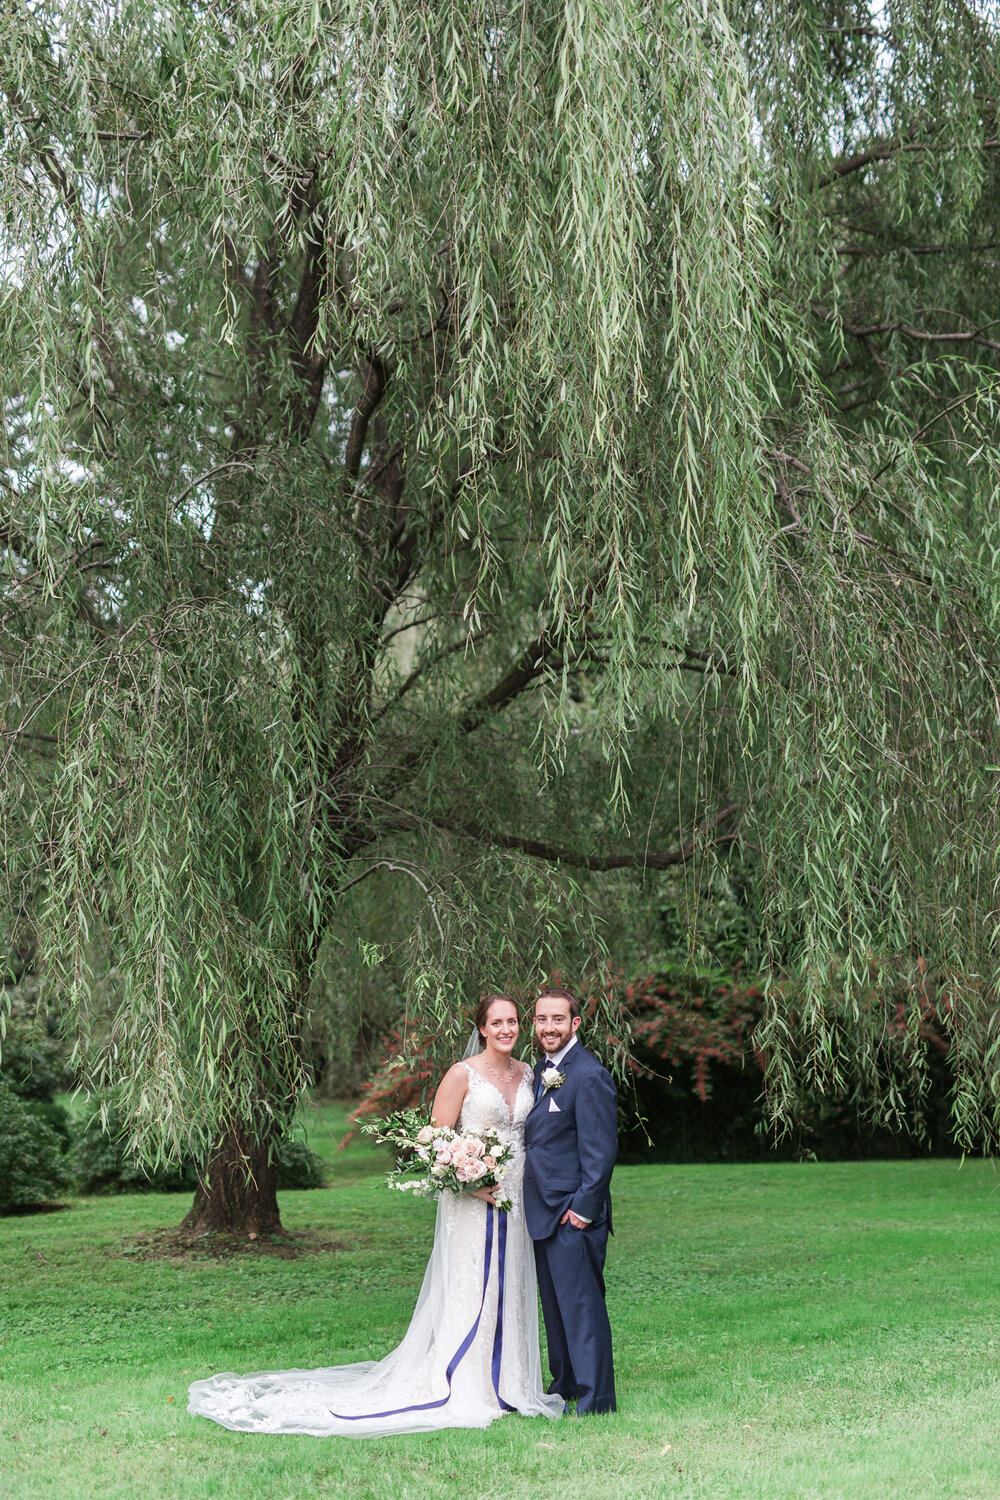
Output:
[{"xmin": 361, "ymin": 1108, "xmax": 514, "ymax": 1213}]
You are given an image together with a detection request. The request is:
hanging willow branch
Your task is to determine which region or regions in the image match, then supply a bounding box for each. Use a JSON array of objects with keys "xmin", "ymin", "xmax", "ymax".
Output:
[{"xmin": 2, "ymin": 0, "xmax": 1000, "ymax": 1181}]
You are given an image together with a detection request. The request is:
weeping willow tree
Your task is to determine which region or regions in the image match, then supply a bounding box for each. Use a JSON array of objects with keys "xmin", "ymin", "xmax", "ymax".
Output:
[{"xmin": 3, "ymin": 0, "xmax": 1000, "ymax": 1232}]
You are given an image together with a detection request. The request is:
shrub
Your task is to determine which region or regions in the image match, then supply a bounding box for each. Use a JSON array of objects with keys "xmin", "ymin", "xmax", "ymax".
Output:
[
  {"xmin": 0, "ymin": 1080, "xmax": 70, "ymax": 1212},
  {"xmin": 0, "ymin": 1015, "xmax": 75, "ymax": 1102},
  {"xmin": 70, "ymin": 1109, "xmax": 326, "ymax": 1194},
  {"xmin": 621, "ymin": 961, "xmax": 956, "ymax": 1162},
  {"xmin": 69, "ymin": 1111, "xmax": 201, "ymax": 1194},
  {"xmin": 626, "ymin": 962, "xmax": 764, "ymax": 1101},
  {"xmin": 22, "ymin": 1098, "xmax": 73, "ymax": 1151},
  {"xmin": 272, "ymin": 1137, "xmax": 327, "ymax": 1189}
]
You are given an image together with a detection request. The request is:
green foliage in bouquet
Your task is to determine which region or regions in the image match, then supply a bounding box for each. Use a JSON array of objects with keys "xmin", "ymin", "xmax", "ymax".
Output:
[{"xmin": 362, "ymin": 1109, "xmax": 514, "ymax": 1213}]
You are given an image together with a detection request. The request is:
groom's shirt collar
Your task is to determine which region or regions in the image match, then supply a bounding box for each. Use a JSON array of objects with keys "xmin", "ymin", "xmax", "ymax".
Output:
[{"xmin": 546, "ymin": 1035, "xmax": 579, "ymax": 1069}]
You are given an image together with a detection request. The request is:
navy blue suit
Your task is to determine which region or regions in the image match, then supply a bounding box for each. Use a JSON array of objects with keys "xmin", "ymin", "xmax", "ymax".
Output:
[{"xmin": 522, "ymin": 1041, "xmax": 617, "ymax": 1414}]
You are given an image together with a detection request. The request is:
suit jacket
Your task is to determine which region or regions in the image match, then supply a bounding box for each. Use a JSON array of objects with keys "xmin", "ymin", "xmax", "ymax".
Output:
[{"xmin": 522, "ymin": 1041, "xmax": 617, "ymax": 1241}]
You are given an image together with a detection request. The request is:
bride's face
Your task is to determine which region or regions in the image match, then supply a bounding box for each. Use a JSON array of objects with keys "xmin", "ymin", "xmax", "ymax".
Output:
[{"xmin": 480, "ymin": 1001, "xmax": 519, "ymax": 1055}]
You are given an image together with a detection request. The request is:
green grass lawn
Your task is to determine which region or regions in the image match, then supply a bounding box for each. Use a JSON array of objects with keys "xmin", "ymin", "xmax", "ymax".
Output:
[{"xmin": 3, "ymin": 1104, "xmax": 1000, "ymax": 1499}]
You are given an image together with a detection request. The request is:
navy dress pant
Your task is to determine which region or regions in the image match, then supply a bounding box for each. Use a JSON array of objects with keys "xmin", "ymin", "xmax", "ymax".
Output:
[{"xmin": 533, "ymin": 1217, "xmax": 616, "ymax": 1414}]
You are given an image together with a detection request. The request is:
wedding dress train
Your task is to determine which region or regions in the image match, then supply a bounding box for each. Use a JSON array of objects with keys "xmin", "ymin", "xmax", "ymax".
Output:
[{"xmin": 187, "ymin": 1063, "xmax": 563, "ymax": 1436}]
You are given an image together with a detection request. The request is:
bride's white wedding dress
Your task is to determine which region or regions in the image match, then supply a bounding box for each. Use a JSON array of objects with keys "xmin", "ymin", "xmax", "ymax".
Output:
[{"xmin": 187, "ymin": 1062, "xmax": 563, "ymax": 1436}]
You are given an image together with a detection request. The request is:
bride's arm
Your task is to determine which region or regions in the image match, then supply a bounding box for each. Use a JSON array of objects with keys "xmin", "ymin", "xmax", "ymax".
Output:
[
  {"xmin": 431, "ymin": 1064, "xmax": 495, "ymax": 1203},
  {"xmin": 431, "ymin": 1063, "xmax": 469, "ymax": 1129}
]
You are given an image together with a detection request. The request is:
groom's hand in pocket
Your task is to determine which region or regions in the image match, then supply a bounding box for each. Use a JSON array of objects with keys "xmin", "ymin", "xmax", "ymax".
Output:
[{"xmin": 561, "ymin": 1209, "xmax": 588, "ymax": 1229}]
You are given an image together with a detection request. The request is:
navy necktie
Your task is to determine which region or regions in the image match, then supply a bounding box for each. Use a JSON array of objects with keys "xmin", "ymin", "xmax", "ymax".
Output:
[{"xmin": 536, "ymin": 1058, "xmax": 558, "ymax": 1101}]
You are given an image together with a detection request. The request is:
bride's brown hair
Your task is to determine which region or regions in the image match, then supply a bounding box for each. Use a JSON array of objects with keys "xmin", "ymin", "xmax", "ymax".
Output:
[{"xmin": 474, "ymin": 991, "xmax": 519, "ymax": 1038}]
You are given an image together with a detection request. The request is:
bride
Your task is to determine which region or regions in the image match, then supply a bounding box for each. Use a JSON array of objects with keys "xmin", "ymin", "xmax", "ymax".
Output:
[{"xmin": 187, "ymin": 992, "xmax": 563, "ymax": 1435}]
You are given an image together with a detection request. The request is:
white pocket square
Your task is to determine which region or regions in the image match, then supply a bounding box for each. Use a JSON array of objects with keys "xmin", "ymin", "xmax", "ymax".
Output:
[{"xmin": 548, "ymin": 1098, "xmax": 561, "ymax": 1112}]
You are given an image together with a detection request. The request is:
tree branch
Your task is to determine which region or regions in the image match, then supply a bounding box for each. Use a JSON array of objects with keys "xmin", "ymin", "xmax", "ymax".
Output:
[
  {"xmin": 434, "ymin": 804, "xmax": 740, "ymax": 873},
  {"xmin": 814, "ymin": 302, "xmax": 1000, "ymax": 356},
  {"xmin": 380, "ymin": 609, "xmax": 467, "ymax": 646},
  {"xmin": 287, "ymin": 189, "xmax": 334, "ymax": 437},
  {"xmin": 375, "ymin": 629, "xmax": 492, "ymax": 721},
  {"xmin": 344, "ymin": 354, "xmax": 389, "ymax": 483},
  {"xmin": 815, "ymin": 136, "xmax": 998, "ymax": 191},
  {"xmin": 815, "ymin": 138, "xmax": 928, "ymax": 190},
  {"xmin": 838, "ymin": 239, "xmax": 1000, "ymax": 259},
  {"xmin": 174, "ymin": 462, "xmax": 256, "ymax": 509},
  {"xmin": 456, "ymin": 628, "xmax": 565, "ymax": 736},
  {"xmin": 332, "ymin": 860, "xmax": 445, "ymax": 943},
  {"xmin": 2, "ymin": 731, "xmax": 58, "ymax": 759},
  {"xmin": 0, "ymin": 517, "xmax": 117, "ymax": 640}
]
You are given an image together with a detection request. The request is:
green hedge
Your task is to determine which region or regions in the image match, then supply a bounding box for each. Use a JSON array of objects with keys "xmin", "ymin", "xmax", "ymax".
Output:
[
  {"xmin": 0, "ymin": 1081, "xmax": 70, "ymax": 1212},
  {"xmin": 0, "ymin": 1023, "xmax": 75, "ymax": 1102},
  {"xmin": 70, "ymin": 1110, "xmax": 326, "ymax": 1194}
]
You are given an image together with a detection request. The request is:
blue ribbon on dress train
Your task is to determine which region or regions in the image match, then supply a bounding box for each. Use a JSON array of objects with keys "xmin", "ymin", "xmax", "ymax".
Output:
[{"xmin": 329, "ymin": 1203, "xmax": 513, "ymax": 1421}]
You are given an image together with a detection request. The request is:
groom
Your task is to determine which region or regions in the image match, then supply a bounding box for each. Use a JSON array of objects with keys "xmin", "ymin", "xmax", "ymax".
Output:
[{"xmin": 522, "ymin": 986, "xmax": 617, "ymax": 1415}]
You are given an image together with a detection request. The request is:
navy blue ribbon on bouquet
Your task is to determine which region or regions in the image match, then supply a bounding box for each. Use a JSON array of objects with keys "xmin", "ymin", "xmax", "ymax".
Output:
[
  {"xmin": 330, "ymin": 1202, "xmax": 513, "ymax": 1421},
  {"xmin": 490, "ymin": 1209, "xmax": 516, "ymax": 1412}
]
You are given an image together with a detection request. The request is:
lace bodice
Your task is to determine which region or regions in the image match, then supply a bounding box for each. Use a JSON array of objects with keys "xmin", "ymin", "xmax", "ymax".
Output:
[
  {"xmin": 458, "ymin": 1061, "xmax": 534, "ymax": 1142},
  {"xmin": 453, "ymin": 1061, "xmax": 532, "ymax": 1218}
]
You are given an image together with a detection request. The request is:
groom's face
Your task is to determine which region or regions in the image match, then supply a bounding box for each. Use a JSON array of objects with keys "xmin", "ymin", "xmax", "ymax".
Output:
[{"xmin": 534, "ymin": 996, "xmax": 581, "ymax": 1055}]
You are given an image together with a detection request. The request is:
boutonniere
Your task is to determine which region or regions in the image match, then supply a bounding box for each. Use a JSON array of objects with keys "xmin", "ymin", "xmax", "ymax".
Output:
[{"xmin": 540, "ymin": 1065, "xmax": 565, "ymax": 1093}]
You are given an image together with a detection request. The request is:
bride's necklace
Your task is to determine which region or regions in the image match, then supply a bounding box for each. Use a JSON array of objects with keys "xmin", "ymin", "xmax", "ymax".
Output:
[{"xmin": 483, "ymin": 1053, "xmax": 516, "ymax": 1090}]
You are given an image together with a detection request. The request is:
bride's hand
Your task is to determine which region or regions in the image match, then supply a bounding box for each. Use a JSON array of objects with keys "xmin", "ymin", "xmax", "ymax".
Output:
[{"xmin": 473, "ymin": 1186, "xmax": 497, "ymax": 1204}]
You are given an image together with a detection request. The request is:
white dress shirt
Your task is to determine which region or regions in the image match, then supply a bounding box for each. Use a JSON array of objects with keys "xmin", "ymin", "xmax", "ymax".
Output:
[{"xmin": 545, "ymin": 1034, "xmax": 578, "ymax": 1069}]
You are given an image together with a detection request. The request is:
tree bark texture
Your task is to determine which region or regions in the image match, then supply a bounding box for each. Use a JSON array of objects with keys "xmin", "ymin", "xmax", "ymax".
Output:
[{"xmin": 182, "ymin": 1119, "xmax": 284, "ymax": 1238}]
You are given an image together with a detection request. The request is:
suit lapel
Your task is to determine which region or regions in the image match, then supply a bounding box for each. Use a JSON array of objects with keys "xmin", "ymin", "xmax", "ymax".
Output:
[
  {"xmin": 530, "ymin": 1057, "xmax": 546, "ymax": 1109},
  {"xmin": 528, "ymin": 1040, "xmax": 585, "ymax": 1115}
]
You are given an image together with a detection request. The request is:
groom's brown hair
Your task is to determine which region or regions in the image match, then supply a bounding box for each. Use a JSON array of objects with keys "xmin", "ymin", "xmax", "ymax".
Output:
[{"xmin": 535, "ymin": 985, "xmax": 580, "ymax": 1020}]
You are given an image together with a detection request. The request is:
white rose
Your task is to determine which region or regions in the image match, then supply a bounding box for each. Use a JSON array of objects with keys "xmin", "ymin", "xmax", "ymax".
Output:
[{"xmin": 416, "ymin": 1125, "xmax": 435, "ymax": 1144}]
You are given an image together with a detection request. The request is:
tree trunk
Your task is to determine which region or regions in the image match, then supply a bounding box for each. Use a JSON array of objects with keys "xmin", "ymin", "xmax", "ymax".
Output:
[
  {"xmin": 181, "ymin": 944, "xmax": 316, "ymax": 1237},
  {"xmin": 181, "ymin": 1119, "xmax": 284, "ymax": 1237}
]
